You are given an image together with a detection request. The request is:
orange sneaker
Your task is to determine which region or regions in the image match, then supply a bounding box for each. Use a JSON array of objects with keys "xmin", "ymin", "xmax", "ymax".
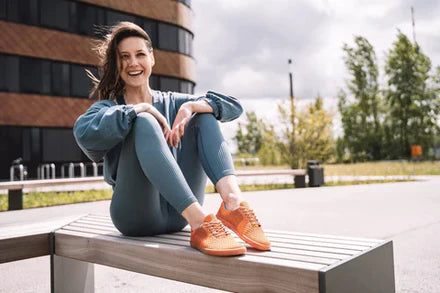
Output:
[
  {"xmin": 216, "ymin": 201, "xmax": 271, "ymax": 251},
  {"xmin": 190, "ymin": 214, "xmax": 246, "ymax": 256}
]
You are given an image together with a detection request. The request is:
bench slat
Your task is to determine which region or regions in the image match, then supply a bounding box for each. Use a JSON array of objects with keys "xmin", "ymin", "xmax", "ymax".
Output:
[
  {"xmin": 61, "ymin": 223, "xmax": 341, "ymax": 266},
  {"xmin": 55, "ymin": 229, "xmax": 322, "ymax": 293}
]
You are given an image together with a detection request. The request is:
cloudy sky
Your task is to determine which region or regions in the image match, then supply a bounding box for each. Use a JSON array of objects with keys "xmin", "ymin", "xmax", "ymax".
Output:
[
  {"xmin": 192, "ymin": 0, "xmax": 440, "ymax": 100},
  {"xmin": 190, "ymin": 0, "xmax": 440, "ymax": 144}
]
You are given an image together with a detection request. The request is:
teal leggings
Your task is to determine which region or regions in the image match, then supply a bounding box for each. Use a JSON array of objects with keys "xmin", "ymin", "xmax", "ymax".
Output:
[{"xmin": 110, "ymin": 113, "xmax": 235, "ymax": 236}]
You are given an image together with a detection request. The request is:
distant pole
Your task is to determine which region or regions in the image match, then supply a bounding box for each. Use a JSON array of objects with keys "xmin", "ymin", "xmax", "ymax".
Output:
[
  {"xmin": 288, "ymin": 59, "xmax": 296, "ymax": 168},
  {"xmin": 288, "ymin": 59, "xmax": 294, "ymax": 102},
  {"xmin": 411, "ymin": 6, "xmax": 417, "ymax": 44}
]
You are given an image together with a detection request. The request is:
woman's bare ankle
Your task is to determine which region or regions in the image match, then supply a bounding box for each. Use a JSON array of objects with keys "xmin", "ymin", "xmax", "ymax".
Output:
[
  {"xmin": 224, "ymin": 193, "xmax": 243, "ymax": 210},
  {"xmin": 181, "ymin": 202, "xmax": 207, "ymax": 230}
]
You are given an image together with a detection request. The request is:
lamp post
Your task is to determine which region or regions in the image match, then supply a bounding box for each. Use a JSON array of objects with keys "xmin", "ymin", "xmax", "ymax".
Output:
[{"xmin": 288, "ymin": 59, "xmax": 296, "ymax": 168}]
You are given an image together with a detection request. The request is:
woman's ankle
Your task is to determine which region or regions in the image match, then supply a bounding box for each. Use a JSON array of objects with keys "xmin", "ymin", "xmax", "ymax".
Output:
[
  {"xmin": 181, "ymin": 202, "xmax": 207, "ymax": 230},
  {"xmin": 223, "ymin": 193, "xmax": 243, "ymax": 210}
]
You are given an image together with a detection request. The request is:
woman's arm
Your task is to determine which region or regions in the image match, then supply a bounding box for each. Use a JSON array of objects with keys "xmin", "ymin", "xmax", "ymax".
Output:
[{"xmin": 73, "ymin": 100, "xmax": 137, "ymax": 162}]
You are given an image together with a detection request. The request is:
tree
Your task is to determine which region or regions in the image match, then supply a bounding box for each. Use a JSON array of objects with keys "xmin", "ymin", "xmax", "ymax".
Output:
[
  {"xmin": 384, "ymin": 31, "xmax": 440, "ymax": 158},
  {"xmin": 278, "ymin": 95, "xmax": 334, "ymax": 168},
  {"xmin": 338, "ymin": 36, "xmax": 383, "ymax": 161},
  {"xmin": 235, "ymin": 111, "xmax": 264, "ymax": 155}
]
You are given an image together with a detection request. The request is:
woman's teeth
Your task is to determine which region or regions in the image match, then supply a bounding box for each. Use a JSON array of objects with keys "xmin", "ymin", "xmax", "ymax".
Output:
[{"xmin": 128, "ymin": 71, "xmax": 143, "ymax": 76}]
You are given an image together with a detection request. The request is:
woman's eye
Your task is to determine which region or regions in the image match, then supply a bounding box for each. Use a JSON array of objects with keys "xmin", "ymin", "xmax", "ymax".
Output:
[
  {"xmin": 122, "ymin": 55, "xmax": 129, "ymax": 60},
  {"xmin": 137, "ymin": 53, "xmax": 145, "ymax": 57}
]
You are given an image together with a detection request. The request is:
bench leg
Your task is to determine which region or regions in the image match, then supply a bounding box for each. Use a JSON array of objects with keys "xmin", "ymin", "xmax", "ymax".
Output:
[
  {"xmin": 8, "ymin": 189, "xmax": 23, "ymax": 210},
  {"xmin": 294, "ymin": 175, "xmax": 306, "ymax": 188},
  {"xmin": 52, "ymin": 255, "xmax": 94, "ymax": 293}
]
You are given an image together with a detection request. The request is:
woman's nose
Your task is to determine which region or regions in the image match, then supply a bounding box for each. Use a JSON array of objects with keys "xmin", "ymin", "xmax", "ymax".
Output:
[{"xmin": 127, "ymin": 56, "xmax": 138, "ymax": 66}]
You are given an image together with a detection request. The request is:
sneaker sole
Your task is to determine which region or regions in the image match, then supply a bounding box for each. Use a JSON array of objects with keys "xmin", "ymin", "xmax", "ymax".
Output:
[
  {"xmin": 190, "ymin": 242, "xmax": 246, "ymax": 256},
  {"xmin": 216, "ymin": 214, "xmax": 271, "ymax": 251}
]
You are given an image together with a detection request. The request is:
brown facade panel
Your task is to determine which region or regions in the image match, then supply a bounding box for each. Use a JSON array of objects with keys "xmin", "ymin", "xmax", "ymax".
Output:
[
  {"xmin": 0, "ymin": 93, "xmax": 93, "ymax": 128},
  {"xmin": 0, "ymin": 21, "xmax": 195, "ymax": 82},
  {"xmin": 0, "ymin": 21, "xmax": 97, "ymax": 66},
  {"xmin": 76, "ymin": 0, "xmax": 193, "ymax": 31}
]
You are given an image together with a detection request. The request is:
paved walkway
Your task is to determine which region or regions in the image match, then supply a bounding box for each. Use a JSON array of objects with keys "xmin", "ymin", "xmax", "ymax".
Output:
[{"xmin": 1, "ymin": 176, "xmax": 439, "ymax": 292}]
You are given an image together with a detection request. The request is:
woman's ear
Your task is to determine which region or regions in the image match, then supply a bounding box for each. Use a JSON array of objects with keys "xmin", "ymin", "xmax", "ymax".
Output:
[{"xmin": 150, "ymin": 52, "xmax": 155, "ymax": 67}]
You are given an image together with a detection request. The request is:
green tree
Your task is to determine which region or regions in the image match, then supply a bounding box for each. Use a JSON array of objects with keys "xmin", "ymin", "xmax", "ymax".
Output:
[
  {"xmin": 235, "ymin": 111, "xmax": 264, "ymax": 155},
  {"xmin": 338, "ymin": 36, "xmax": 383, "ymax": 161},
  {"xmin": 278, "ymin": 95, "xmax": 333, "ymax": 168},
  {"xmin": 384, "ymin": 31, "xmax": 440, "ymax": 158}
]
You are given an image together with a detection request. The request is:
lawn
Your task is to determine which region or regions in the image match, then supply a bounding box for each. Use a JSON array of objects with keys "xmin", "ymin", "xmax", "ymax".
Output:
[{"xmin": 236, "ymin": 160, "xmax": 440, "ymax": 175}]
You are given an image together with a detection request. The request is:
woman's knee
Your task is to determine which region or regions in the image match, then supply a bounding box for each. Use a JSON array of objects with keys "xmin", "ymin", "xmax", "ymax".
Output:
[
  {"xmin": 190, "ymin": 113, "xmax": 218, "ymax": 129},
  {"xmin": 134, "ymin": 112, "xmax": 163, "ymax": 137}
]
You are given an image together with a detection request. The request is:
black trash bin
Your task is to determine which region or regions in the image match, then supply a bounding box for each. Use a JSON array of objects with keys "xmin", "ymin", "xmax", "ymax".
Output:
[{"xmin": 307, "ymin": 160, "xmax": 324, "ymax": 187}]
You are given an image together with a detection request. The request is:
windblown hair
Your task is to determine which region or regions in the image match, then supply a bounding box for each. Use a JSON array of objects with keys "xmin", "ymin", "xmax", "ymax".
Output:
[{"xmin": 87, "ymin": 21, "xmax": 153, "ymax": 100}]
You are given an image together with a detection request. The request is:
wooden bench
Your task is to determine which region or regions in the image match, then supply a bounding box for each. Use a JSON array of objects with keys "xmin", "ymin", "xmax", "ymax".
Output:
[
  {"xmin": 1, "ymin": 214, "xmax": 395, "ymax": 292},
  {"xmin": 0, "ymin": 170, "xmax": 307, "ymax": 211}
]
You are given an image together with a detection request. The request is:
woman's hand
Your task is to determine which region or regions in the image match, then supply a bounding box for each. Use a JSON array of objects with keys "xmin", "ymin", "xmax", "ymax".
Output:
[
  {"xmin": 169, "ymin": 102, "xmax": 193, "ymax": 148},
  {"xmin": 134, "ymin": 103, "xmax": 172, "ymax": 141}
]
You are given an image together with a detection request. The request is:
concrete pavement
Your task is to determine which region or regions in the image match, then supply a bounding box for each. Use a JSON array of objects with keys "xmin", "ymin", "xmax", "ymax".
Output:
[{"xmin": 1, "ymin": 176, "xmax": 439, "ymax": 292}]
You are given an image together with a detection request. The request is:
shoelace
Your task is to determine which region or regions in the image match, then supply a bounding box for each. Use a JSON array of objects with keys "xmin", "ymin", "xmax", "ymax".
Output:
[
  {"xmin": 205, "ymin": 220, "xmax": 230, "ymax": 238},
  {"xmin": 240, "ymin": 207, "xmax": 261, "ymax": 227}
]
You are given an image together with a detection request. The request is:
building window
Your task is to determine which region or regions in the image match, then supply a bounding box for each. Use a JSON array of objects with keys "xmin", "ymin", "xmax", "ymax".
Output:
[
  {"xmin": 142, "ymin": 19, "xmax": 158, "ymax": 47},
  {"xmin": 0, "ymin": 55, "xmax": 19, "ymax": 92},
  {"xmin": 41, "ymin": 128, "xmax": 83, "ymax": 162},
  {"xmin": 158, "ymin": 23, "xmax": 178, "ymax": 52},
  {"xmin": 71, "ymin": 64, "xmax": 96, "ymax": 98},
  {"xmin": 19, "ymin": 57, "xmax": 51, "ymax": 94},
  {"xmin": 52, "ymin": 62, "xmax": 70, "ymax": 96},
  {"xmin": 6, "ymin": 0, "xmax": 39, "ymax": 25},
  {"xmin": 160, "ymin": 76, "xmax": 180, "ymax": 92},
  {"xmin": 106, "ymin": 10, "xmax": 135, "ymax": 26},
  {"xmin": 40, "ymin": 0, "xmax": 71, "ymax": 31}
]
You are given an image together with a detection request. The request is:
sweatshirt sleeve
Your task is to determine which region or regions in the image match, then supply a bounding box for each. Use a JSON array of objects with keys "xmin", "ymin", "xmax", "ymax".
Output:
[
  {"xmin": 173, "ymin": 90, "xmax": 243, "ymax": 122},
  {"xmin": 73, "ymin": 100, "xmax": 137, "ymax": 162}
]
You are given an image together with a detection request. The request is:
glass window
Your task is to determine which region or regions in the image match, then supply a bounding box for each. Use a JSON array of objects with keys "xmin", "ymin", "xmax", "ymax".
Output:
[
  {"xmin": 106, "ymin": 10, "xmax": 135, "ymax": 26},
  {"xmin": 40, "ymin": 0, "xmax": 70, "ymax": 31},
  {"xmin": 52, "ymin": 62, "xmax": 70, "ymax": 96},
  {"xmin": 158, "ymin": 23, "xmax": 178, "ymax": 52},
  {"xmin": 160, "ymin": 77, "xmax": 179, "ymax": 92},
  {"xmin": 149, "ymin": 75, "xmax": 159, "ymax": 90},
  {"xmin": 6, "ymin": 0, "xmax": 38, "ymax": 24},
  {"xmin": 187, "ymin": 31, "xmax": 193, "ymax": 56},
  {"xmin": 0, "ymin": 0, "xmax": 7, "ymax": 19},
  {"xmin": 71, "ymin": 64, "xmax": 96, "ymax": 98},
  {"xmin": 19, "ymin": 57, "xmax": 45, "ymax": 94},
  {"xmin": 180, "ymin": 81, "xmax": 190, "ymax": 94},
  {"xmin": 0, "ymin": 55, "xmax": 19, "ymax": 92},
  {"xmin": 42, "ymin": 128, "xmax": 83, "ymax": 162},
  {"xmin": 178, "ymin": 29, "xmax": 186, "ymax": 54},
  {"xmin": 142, "ymin": 19, "xmax": 158, "ymax": 47},
  {"xmin": 74, "ymin": 3, "xmax": 97, "ymax": 37},
  {"xmin": 41, "ymin": 60, "xmax": 51, "ymax": 94}
]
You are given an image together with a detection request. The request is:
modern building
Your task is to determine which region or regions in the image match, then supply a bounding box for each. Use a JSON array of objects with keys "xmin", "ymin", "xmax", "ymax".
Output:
[{"xmin": 0, "ymin": 0, "xmax": 195, "ymax": 180}]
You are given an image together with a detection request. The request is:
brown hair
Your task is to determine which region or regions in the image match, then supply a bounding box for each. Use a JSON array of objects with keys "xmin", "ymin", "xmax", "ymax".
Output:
[{"xmin": 87, "ymin": 21, "xmax": 153, "ymax": 100}]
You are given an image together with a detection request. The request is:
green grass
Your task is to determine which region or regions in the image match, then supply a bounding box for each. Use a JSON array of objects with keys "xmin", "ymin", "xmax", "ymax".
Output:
[
  {"xmin": 0, "ymin": 178, "xmax": 414, "ymax": 211},
  {"xmin": 323, "ymin": 161, "xmax": 440, "ymax": 176},
  {"xmin": 235, "ymin": 161, "xmax": 440, "ymax": 176}
]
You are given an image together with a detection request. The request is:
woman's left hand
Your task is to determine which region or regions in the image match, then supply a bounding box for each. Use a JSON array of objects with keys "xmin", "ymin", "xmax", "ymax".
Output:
[{"xmin": 170, "ymin": 102, "xmax": 193, "ymax": 148}]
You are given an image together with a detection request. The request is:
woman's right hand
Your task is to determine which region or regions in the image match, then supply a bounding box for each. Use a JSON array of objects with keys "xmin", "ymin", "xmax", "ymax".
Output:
[{"xmin": 134, "ymin": 103, "xmax": 172, "ymax": 142}]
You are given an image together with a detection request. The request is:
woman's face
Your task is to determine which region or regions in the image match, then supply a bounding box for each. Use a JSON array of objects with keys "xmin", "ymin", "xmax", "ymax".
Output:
[{"xmin": 118, "ymin": 36, "xmax": 154, "ymax": 89}]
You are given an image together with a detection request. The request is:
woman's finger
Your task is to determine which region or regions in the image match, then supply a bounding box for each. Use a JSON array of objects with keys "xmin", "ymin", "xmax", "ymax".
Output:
[{"xmin": 180, "ymin": 122, "xmax": 185, "ymax": 137}]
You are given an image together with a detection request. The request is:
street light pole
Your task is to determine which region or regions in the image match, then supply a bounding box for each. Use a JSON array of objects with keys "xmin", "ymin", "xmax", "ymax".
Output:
[
  {"xmin": 288, "ymin": 58, "xmax": 296, "ymax": 168},
  {"xmin": 288, "ymin": 59, "xmax": 294, "ymax": 102}
]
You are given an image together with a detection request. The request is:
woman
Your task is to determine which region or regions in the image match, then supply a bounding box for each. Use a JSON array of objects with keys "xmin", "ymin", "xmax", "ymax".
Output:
[{"xmin": 73, "ymin": 22, "xmax": 270, "ymax": 256}]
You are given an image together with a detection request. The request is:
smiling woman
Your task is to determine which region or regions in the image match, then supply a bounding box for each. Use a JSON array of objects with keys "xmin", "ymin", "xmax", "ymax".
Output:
[{"xmin": 73, "ymin": 21, "xmax": 271, "ymax": 256}]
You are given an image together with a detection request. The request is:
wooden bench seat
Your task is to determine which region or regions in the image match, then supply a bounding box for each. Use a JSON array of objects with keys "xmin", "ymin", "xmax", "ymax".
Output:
[{"xmin": 52, "ymin": 214, "xmax": 395, "ymax": 293}]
